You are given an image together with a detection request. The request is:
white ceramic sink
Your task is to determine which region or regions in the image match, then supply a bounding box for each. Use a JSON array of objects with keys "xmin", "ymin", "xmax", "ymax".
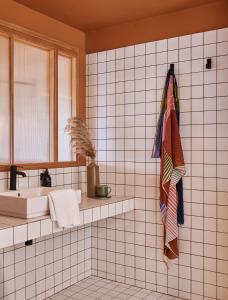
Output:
[{"xmin": 0, "ymin": 187, "xmax": 56, "ymax": 219}]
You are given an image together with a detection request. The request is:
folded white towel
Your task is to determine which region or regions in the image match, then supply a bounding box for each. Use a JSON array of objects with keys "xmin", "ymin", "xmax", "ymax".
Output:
[{"xmin": 48, "ymin": 189, "xmax": 81, "ymax": 228}]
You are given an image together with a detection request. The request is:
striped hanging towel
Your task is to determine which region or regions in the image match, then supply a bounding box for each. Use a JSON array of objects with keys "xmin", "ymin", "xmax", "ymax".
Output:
[
  {"xmin": 152, "ymin": 69, "xmax": 184, "ymax": 226},
  {"xmin": 160, "ymin": 75, "xmax": 185, "ymax": 268}
]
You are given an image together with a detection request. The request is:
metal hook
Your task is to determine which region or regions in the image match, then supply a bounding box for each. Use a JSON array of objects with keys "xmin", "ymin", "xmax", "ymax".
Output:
[
  {"xmin": 169, "ymin": 63, "xmax": 174, "ymax": 72},
  {"xmin": 206, "ymin": 58, "xmax": 212, "ymax": 69}
]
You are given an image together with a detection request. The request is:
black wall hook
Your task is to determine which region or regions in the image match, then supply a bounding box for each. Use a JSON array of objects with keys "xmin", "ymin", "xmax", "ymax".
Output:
[
  {"xmin": 206, "ymin": 58, "xmax": 212, "ymax": 69},
  {"xmin": 169, "ymin": 63, "xmax": 174, "ymax": 72},
  {"xmin": 25, "ymin": 240, "xmax": 33, "ymax": 246}
]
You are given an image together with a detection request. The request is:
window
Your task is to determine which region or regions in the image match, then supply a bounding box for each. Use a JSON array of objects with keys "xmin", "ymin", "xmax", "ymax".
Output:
[
  {"xmin": 0, "ymin": 25, "xmax": 84, "ymax": 170},
  {"xmin": 58, "ymin": 54, "xmax": 76, "ymax": 162},
  {"xmin": 0, "ymin": 36, "xmax": 10, "ymax": 164},
  {"xmin": 14, "ymin": 41, "xmax": 51, "ymax": 163}
]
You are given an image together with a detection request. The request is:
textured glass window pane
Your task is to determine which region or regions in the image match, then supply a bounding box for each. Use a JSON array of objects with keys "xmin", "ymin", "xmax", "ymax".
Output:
[
  {"xmin": 0, "ymin": 36, "xmax": 10, "ymax": 163},
  {"xmin": 58, "ymin": 55, "xmax": 73, "ymax": 161},
  {"xmin": 14, "ymin": 41, "xmax": 51, "ymax": 163}
]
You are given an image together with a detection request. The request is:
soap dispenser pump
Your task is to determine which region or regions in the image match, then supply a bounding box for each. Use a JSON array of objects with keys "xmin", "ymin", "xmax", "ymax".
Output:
[{"xmin": 40, "ymin": 169, "xmax": 52, "ymax": 187}]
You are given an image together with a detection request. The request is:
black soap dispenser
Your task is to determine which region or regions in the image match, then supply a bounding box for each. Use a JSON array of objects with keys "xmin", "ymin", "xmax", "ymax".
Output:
[{"xmin": 40, "ymin": 169, "xmax": 52, "ymax": 187}]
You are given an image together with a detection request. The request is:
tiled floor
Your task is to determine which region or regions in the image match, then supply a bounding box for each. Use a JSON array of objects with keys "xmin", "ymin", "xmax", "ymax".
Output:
[{"xmin": 48, "ymin": 276, "xmax": 184, "ymax": 300}]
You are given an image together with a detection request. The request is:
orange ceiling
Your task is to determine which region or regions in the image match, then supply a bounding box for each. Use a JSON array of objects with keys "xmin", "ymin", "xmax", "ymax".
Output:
[{"xmin": 14, "ymin": 0, "xmax": 217, "ymax": 32}]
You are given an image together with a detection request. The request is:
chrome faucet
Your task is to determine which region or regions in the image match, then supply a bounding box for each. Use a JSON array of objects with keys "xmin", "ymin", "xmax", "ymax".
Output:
[{"xmin": 9, "ymin": 165, "xmax": 27, "ymax": 190}]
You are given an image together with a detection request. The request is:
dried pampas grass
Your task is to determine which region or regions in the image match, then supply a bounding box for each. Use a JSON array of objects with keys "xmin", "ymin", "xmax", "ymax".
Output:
[{"xmin": 65, "ymin": 117, "xmax": 96, "ymax": 159}]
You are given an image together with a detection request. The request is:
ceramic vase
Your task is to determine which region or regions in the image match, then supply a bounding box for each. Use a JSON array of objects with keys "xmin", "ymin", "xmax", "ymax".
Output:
[{"xmin": 87, "ymin": 160, "xmax": 100, "ymax": 197}]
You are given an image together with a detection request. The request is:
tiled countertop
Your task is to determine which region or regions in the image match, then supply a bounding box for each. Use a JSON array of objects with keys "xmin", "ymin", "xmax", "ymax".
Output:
[{"xmin": 0, "ymin": 194, "xmax": 134, "ymax": 249}]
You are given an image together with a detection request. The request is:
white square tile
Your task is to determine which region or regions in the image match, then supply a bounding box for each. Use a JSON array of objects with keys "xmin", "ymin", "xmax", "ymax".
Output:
[
  {"xmin": 122, "ymin": 200, "xmax": 130, "ymax": 212},
  {"xmin": 4, "ymin": 264, "xmax": 14, "ymax": 281},
  {"xmin": 146, "ymin": 53, "xmax": 155, "ymax": 66},
  {"xmin": 116, "ymin": 47, "xmax": 125, "ymax": 59},
  {"xmin": 4, "ymin": 278, "xmax": 15, "ymax": 296},
  {"xmin": 168, "ymin": 50, "xmax": 178, "ymax": 63},
  {"xmin": 93, "ymin": 207, "xmax": 101, "ymax": 221},
  {"xmin": 204, "ymin": 44, "xmax": 216, "ymax": 57},
  {"xmin": 157, "ymin": 51, "xmax": 167, "ymax": 64},
  {"xmin": 101, "ymin": 205, "xmax": 109, "ymax": 219},
  {"xmin": 205, "ymin": 83, "xmax": 216, "ymax": 97},
  {"xmin": 135, "ymin": 79, "xmax": 145, "ymax": 91},
  {"xmin": 192, "ymin": 72, "xmax": 203, "ymax": 86},
  {"xmin": 107, "ymin": 49, "xmax": 115, "ymax": 61},
  {"xmin": 98, "ymin": 51, "xmax": 106, "ymax": 63},
  {"xmin": 204, "ymin": 70, "xmax": 216, "ymax": 84},
  {"xmin": 0, "ymin": 228, "xmax": 13, "ymax": 249},
  {"xmin": 218, "ymin": 27, "xmax": 228, "ymax": 42},
  {"xmin": 28, "ymin": 221, "xmax": 40, "ymax": 240},
  {"xmin": 157, "ymin": 64, "xmax": 167, "ymax": 77},
  {"xmin": 116, "ymin": 202, "xmax": 123, "ymax": 215},
  {"xmin": 129, "ymin": 198, "xmax": 135, "ymax": 210},
  {"xmin": 125, "ymin": 45, "xmax": 134, "ymax": 57},
  {"xmin": 179, "ymin": 61, "xmax": 191, "ymax": 74},
  {"xmin": 192, "ymin": 46, "xmax": 203, "ymax": 59},
  {"xmin": 108, "ymin": 203, "xmax": 116, "ymax": 217},
  {"xmin": 14, "ymin": 224, "xmax": 27, "ymax": 244},
  {"xmin": 217, "ymin": 69, "xmax": 228, "ymax": 83},
  {"xmin": 179, "ymin": 47, "xmax": 190, "ymax": 62},
  {"xmin": 217, "ymin": 83, "xmax": 228, "ymax": 97},
  {"xmin": 204, "ymin": 205, "xmax": 216, "ymax": 218},
  {"xmin": 168, "ymin": 37, "xmax": 178, "ymax": 50},
  {"xmin": 98, "ymin": 62, "xmax": 106, "ymax": 73},
  {"xmin": 192, "ymin": 59, "xmax": 203, "ymax": 72},
  {"xmin": 125, "ymin": 80, "xmax": 134, "ymax": 93},
  {"xmin": 218, "ymin": 41, "xmax": 228, "ymax": 56},
  {"xmin": 88, "ymin": 53, "xmax": 98, "ymax": 64},
  {"xmin": 116, "ymin": 59, "xmax": 124, "ymax": 71},
  {"xmin": 179, "ymin": 35, "xmax": 191, "ymax": 48},
  {"xmin": 204, "ymin": 30, "xmax": 217, "ymax": 44},
  {"xmin": 80, "ymin": 211, "xmax": 84, "ymax": 225},
  {"xmin": 192, "ymin": 86, "xmax": 203, "ymax": 99},
  {"xmin": 135, "ymin": 67, "xmax": 145, "ymax": 80},
  {"xmin": 204, "ymin": 283, "xmax": 216, "ymax": 298},
  {"xmin": 218, "ymin": 258, "xmax": 228, "ymax": 274},
  {"xmin": 84, "ymin": 208, "xmax": 93, "ymax": 224},
  {"xmin": 135, "ymin": 43, "xmax": 145, "ymax": 56},
  {"xmin": 156, "ymin": 39, "xmax": 167, "ymax": 52},
  {"xmin": 146, "ymin": 41, "xmax": 156, "ymax": 54},
  {"xmin": 40, "ymin": 219, "xmax": 52, "ymax": 236},
  {"xmin": 88, "ymin": 63, "xmax": 97, "ymax": 76},
  {"xmin": 192, "ymin": 32, "xmax": 203, "ymax": 46}
]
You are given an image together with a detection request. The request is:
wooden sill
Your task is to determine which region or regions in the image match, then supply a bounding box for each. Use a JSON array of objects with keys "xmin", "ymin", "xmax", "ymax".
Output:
[{"xmin": 0, "ymin": 157, "xmax": 86, "ymax": 172}]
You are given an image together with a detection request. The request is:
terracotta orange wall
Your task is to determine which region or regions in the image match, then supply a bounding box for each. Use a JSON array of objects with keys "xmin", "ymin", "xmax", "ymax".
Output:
[
  {"xmin": 86, "ymin": 0, "xmax": 228, "ymax": 53},
  {"xmin": 0, "ymin": 0, "xmax": 86, "ymax": 118},
  {"xmin": 0, "ymin": 0, "xmax": 85, "ymax": 49}
]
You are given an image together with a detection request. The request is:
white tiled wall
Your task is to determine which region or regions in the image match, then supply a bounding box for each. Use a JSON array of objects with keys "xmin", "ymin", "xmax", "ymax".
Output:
[
  {"xmin": 86, "ymin": 28, "xmax": 228, "ymax": 300},
  {"xmin": 0, "ymin": 197, "xmax": 134, "ymax": 250},
  {"xmin": 0, "ymin": 224, "xmax": 92, "ymax": 300},
  {"xmin": 0, "ymin": 166, "xmax": 89, "ymax": 299},
  {"xmin": 0, "ymin": 167, "xmax": 86, "ymax": 193}
]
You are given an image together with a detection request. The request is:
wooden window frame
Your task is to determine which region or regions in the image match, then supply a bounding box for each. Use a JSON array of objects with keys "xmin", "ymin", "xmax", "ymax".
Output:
[{"xmin": 0, "ymin": 20, "xmax": 85, "ymax": 171}]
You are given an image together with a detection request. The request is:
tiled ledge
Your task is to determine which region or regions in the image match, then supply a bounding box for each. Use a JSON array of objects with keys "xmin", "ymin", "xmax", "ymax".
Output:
[{"xmin": 0, "ymin": 194, "xmax": 134, "ymax": 249}]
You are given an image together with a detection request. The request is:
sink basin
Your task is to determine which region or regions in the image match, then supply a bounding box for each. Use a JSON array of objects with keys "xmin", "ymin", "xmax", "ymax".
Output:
[{"xmin": 0, "ymin": 187, "xmax": 56, "ymax": 218}]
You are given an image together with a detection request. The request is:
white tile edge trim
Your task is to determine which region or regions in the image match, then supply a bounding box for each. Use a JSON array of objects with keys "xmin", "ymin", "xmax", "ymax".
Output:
[{"xmin": 0, "ymin": 198, "xmax": 135, "ymax": 249}]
